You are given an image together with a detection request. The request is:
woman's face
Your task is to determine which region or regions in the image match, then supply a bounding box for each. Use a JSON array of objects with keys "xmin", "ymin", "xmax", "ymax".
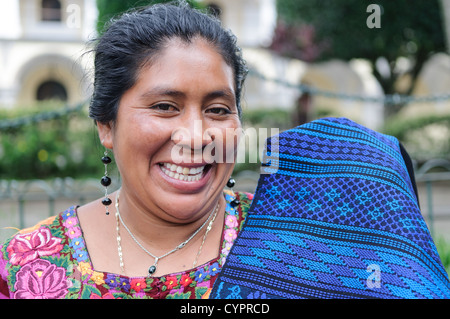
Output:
[{"xmin": 98, "ymin": 38, "xmax": 241, "ymax": 223}]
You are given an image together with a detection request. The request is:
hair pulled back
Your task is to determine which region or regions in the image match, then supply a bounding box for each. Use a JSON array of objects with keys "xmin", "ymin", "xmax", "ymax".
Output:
[{"xmin": 89, "ymin": 1, "xmax": 248, "ymax": 124}]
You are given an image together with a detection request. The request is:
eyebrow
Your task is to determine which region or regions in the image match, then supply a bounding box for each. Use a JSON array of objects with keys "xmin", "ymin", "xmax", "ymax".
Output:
[
  {"xmin": 204, "ymin": 88, "xmax": 236, "ymax": 103},
  {"xmin": 140, "ymin": 87, "xmax": 236, "ymax": 103},
  {"xmin": 140, "ymin": 87, "xmax": 186, "ymax": 99}
]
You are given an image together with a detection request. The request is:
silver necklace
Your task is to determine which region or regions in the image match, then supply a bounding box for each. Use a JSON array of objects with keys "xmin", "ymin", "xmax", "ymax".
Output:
[
  {"xmin": 192, "ymin": 203, "xmax": 219, "ymax": 268},
  {"xmin": 114, "ymin": 189, "xmax": 219, "ymax": 276}
]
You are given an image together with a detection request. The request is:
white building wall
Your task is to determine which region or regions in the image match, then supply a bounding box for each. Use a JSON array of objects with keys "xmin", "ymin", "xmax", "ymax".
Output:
[
  {"xmin": 0, "ymin": 0, "xmax": 96, "ymax": 108},
  {"xmin": 203, "ymin": 0, "xmax": 276, "ymax": 47}
]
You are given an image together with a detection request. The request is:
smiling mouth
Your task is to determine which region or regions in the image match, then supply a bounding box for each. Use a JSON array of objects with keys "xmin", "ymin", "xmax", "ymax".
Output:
[{"xmin": 159, "ymin": 163, "xmax": 211, "ymax": 182}]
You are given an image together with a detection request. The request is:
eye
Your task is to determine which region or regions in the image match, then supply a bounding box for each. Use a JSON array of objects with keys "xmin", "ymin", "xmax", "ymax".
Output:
[
  {"xmin": 206, "ymin": 107, "xmax": 232, "ymax": 115},
  {"xmin": 150, "ymin": 103, "xmax": 178, "ymax": 112}
]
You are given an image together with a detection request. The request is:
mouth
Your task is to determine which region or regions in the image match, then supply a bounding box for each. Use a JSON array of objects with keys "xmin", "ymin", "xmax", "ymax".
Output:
[{"xmin": 159, "ymin": 163, "xmax": 212, "ymax": 182}]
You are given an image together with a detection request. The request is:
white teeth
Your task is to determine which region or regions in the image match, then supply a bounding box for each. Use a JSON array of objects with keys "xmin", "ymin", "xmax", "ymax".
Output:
[{"xmin": 160, "ymin": 163, "xmax": 205, "ymax": 182}]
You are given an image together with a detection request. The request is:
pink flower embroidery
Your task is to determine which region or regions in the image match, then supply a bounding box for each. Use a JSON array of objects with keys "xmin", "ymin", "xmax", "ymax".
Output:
[
  {"xmin": 225, "ymin": 215, "xmax": 238, "ymax": 228},
  {"xmin": 66, "ymin": 226, "xmax": 82, "ymax": 239},
  {"xmin": 7, "ymin": 228, "xmax": 63, "ymax": 266},
  {"xmin": 62, "ymin": 217, "xmax": 77, "ymax": 229},
  {"xmin": 224, "ymin": 228, "xmax": 237, "ymax": 243},
  {"xmin": 14, "ymin": 259, "xmax": 68, "ymax": 299}
]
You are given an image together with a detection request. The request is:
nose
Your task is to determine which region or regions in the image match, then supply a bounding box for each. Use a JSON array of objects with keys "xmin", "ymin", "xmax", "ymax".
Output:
[
  {"xmin": 170, "ymin": 111, "xmax": 217, "ymax": 165},
  {"xmin": 171, "ymin": 118, "xmax": 213, "ymax": 151}
]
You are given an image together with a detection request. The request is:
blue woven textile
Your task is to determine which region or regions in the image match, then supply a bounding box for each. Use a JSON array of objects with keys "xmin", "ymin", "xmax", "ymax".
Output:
[{"xmin": 211, "ymin": 117, "xmax": 450, "ymax": 299}]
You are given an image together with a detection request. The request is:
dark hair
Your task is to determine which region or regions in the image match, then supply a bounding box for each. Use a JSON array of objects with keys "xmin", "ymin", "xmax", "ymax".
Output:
[{"xmin": 89, "ymin": 1, "xmax": 248, "ymax": 124}]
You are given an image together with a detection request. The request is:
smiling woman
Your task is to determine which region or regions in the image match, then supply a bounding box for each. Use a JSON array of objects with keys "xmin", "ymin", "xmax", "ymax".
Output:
[{"xmin": 87, "ymin": 0, "xmax": 249, "ymax": 282}]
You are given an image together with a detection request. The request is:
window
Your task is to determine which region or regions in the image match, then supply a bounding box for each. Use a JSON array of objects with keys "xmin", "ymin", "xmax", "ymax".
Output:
[
  {"xmin": 41, "ymin": 0, "xmax": 62, "ymax": 22},
  {"xmin": 36, "ymin": 81, "xmax": 68, "ymax": 101}
]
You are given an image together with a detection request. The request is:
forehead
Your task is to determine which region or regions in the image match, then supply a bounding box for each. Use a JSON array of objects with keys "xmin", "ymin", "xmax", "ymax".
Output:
[
  {"xmin": 134, "ymin": 37, "xmax": 236, "ymax": 94},
  {"xmin": 158, "ymin": 37, "xmax": 225, "ymax": 65}
]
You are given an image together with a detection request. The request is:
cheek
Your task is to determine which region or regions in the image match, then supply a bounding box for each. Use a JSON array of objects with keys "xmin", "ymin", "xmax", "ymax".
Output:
[{"xmin": 113, "ymin": 116, "xmax": 172, "ymax": 164}]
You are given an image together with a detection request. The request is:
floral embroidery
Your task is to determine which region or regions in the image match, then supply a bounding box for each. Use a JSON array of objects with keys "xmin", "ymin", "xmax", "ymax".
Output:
[
  {"xmin": 17, "ymin": 216, "xmax": 56, "ymax": 235},
  {"xmin": 6, "ymin": 227, "xmax": 63, "ymax": 266},
  {"xmin": 66, "ymin": 226, "xmax": 82, "ymax": 239},
  {"xmin": 105, "ymin": 274, "xmax": 118, "ymax": 288},
  {"xmin": 14, "ymin": 259, "xmax": 68, "ymax": 299},
  {"xmin": 72, "ymin": 249, "xmax": 88, "ymax": 262},
  {"xmin": 209, "ymin": 262, "xmax": 220, "ymax": 276},
  {"xmin": 62, "ymin": 209, "xmax": 75, "ymax": 219},
  {"xmin": 221, "ymin": 242, "xmax": 233, "ymax": 256},
  {"xmin": 70, "ymin": 237, "xmax": 84, "ymax": 251},
  {"xmin": 90, "ymin": 271, "xmax": 105, "ymax": 285},
  {"xmin": 62, "ymin": 217, "xmax": 77, "ymax": 229},
  {"xmin": 224, "ymin": 228, "xmax": 237, "ymax": 243},
  {"xmin": 90, "ymin": 292, "xmax": 116, "ymax": 299},
  {"xmin": 118, "ymin": 277, "xmax": 131, "ymax": 292},
  {"xmin": 225, "ymin": 215, "xmax": 238, "ymax": 228},
  {"xmin": 180, "ymin": 274, "xmax": 193, "ymax": 287},
  {"xmin": 0, "ymin": 192, "xmax": 252, "ymax": 299},
  {"xmin": 130, "ymin": 278, "xmax": 146, "ymax": 292},
  {"xmin": 78, "ymin": 261, "xmax": 93, "ymax": 276},
  {"xmin": 164, "ymin": 275, "xmax": 179, "ymax": 290},
  {"xmin": 195, "ymin": 268, "xmax": 208, "ymax": 283}
]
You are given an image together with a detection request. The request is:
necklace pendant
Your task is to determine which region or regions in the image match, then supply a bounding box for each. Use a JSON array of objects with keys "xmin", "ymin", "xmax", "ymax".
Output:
[
  {"xmin": 148, "ymin": 265, "xmax": 156, "ymax": 276},
  {"xmin": 148, "ymin": 257, "xmax": 159, "ymax": 276}
]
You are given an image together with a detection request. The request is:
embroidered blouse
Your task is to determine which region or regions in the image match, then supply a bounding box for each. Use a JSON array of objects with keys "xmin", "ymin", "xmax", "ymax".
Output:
[{"xmin": 0, "ymin": 191, "xmax": 253, "ymax": 299}]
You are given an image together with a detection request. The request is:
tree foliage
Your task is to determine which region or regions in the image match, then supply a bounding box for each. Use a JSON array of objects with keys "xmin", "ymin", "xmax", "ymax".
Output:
[
  {"xmin": 272, "ymin": 0, "xmax": 447, "ymax": 116},
  {"xmin": 96, "ymin": 0, "xmax": 203, "ymax": 34}
]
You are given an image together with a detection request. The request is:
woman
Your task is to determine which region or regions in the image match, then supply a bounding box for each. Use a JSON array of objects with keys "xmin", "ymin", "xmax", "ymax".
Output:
[{"xmin": 0, "ymin": 2, "xmax": 252, "ymax": 299}]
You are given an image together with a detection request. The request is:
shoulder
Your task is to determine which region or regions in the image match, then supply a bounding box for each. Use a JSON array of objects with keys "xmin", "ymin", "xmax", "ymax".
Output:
[
  {"xmin": 1, "ymin": 207, "xmax": 76, "ymax": 265},
  {"xmin": 0, "ymin": 206, "xmax": 78, "ymax": 298},
  {"xmin": 16, "ymin": 215, "xmax": 59, "ymax": 235}
]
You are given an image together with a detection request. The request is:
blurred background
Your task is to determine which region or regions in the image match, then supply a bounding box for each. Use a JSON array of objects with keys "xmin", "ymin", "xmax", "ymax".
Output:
[{"xmin": 0, "ymin": 0, "xmax": 449, "ymax": 274}]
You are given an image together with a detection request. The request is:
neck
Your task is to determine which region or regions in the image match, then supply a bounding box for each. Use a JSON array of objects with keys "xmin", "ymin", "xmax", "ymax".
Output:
[{"xmin": 114, "ymin": 187, "xmax": 224, "ymax": 254}]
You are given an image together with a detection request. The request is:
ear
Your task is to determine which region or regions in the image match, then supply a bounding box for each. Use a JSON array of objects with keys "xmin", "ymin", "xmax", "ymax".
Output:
[{"xmin": 97, "ymin": 121, "xmax": 114, "ymax": 149}]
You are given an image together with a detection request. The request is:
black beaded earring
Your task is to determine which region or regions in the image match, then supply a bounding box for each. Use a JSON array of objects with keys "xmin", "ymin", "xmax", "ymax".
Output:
[
  {"xmin": 227, "ymin": 177, "xmax": 240, "ymax": 208},
  {"xmin": 101, "ymin": 149, "xmax": 112, "ymax": 215}
]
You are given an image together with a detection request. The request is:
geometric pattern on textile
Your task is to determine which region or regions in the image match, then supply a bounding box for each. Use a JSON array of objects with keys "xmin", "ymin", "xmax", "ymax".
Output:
[{"xmin": 211, "ymin": 117, "xmax": 450, "ymax": 299}]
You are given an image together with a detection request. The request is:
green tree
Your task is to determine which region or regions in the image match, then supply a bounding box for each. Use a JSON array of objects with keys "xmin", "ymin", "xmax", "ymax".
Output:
[
  {"xmin": 272, "ymin": 0, "xmax": 447, "ymax": 117},
  {"xmin": 96, "ymin": 0, "xmax": 203, "ymax": 34}
]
